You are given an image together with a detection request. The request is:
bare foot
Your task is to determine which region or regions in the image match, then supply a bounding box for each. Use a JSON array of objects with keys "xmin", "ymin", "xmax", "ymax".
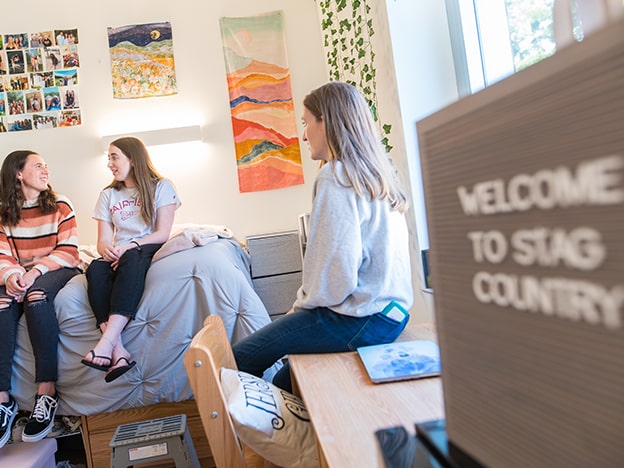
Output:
[
  {"xmin": 109, "ymin": 340, "xmax": 131, "ymax": 372},
  {"xmin": 83, "ymin": 336, "xmax": 115, "ymax": 368}
]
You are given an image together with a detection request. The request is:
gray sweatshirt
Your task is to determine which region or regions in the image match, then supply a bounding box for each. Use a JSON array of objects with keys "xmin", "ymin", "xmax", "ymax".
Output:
[{"xmin": 294, "ymin": 161, "xmax": 413, "ymax": 317}]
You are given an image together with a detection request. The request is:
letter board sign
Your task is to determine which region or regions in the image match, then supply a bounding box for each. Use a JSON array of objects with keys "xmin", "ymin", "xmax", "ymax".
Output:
[{"xmin": 418, "ymin": 20, "xmax": 624, "ymax": 468}]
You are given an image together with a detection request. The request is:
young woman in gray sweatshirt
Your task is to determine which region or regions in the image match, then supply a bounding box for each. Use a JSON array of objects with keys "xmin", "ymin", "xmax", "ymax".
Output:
[{"xmin": 233, "ymin": 81, "xmax": 413, "ymax": 392}]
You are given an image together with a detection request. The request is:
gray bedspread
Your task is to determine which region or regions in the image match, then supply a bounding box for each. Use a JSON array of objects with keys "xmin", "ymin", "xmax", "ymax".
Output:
[{"xmin": 11, "ymin": 237, "xmax": 273, "ymax": 416}]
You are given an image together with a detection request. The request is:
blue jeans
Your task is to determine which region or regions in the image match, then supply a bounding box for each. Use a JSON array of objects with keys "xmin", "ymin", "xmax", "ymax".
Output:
[
  {"xmin": 232, "ymin": 307, "xmax": 409, "ymax": 392},
  {"xmin": 0, "ymin": 267, "xmax": 80, "ymax": 391},
  {"xmin": 86, "ymin": 243, "xmax": 162, "ymax": 326}
]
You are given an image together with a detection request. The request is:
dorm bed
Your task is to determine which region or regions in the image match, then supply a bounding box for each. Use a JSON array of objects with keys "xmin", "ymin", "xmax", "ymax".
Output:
[{"xmin": 11, "ymin": 232, "xmax": 275, "ymax": 467}]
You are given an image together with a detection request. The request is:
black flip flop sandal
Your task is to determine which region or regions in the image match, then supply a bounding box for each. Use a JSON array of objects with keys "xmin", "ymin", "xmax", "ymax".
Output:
[
  {"xmin": 105, "ymin": 357, "xmax": 137, "ymax": 383},
  {"xmin": 81, "ymin": 350, "xmax": 112, "ymax": 372}
]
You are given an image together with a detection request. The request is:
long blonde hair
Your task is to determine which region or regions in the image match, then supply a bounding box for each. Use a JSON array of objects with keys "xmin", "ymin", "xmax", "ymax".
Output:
[
  {"xmin": 107, "ymin": 137, "xmax": 163, "ymax": 224},
  {"xmin": 303, "ymin": 81, "xmax": 408, "ymax": 212}
]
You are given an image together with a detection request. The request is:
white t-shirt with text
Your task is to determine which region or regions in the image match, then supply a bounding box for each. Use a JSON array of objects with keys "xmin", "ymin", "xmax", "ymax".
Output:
[{"xmin": 92, "ymin": 179, "xmax": 180, "ymax": 245}]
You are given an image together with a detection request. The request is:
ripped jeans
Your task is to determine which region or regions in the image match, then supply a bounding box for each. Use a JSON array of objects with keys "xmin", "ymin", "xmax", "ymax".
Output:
[{"xmin": 0, "ymin": 267, "xmax": 80, "ymax": 392}]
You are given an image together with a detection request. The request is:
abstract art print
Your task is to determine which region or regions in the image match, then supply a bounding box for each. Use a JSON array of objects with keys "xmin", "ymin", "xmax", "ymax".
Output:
[
  {"xmin": 220, "ymin": 10, "xmax": 304, "ymax": 193},
  {"xmin": 107, "ymin": 22, "xmax": 177, "ymax": 99}
]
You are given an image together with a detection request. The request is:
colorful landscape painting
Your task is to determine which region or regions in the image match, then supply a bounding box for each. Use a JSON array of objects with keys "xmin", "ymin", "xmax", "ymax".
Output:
[
  {"xmin": 107, "ymin": 22, "xmax": 177, "ymax": 99},
  {"xmin": 220, "ymin": 11, "xmax": 304, "ymax": 193}
]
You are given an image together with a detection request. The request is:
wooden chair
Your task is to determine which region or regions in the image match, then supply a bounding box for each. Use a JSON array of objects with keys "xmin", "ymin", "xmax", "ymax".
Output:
[{"xmin": 184, "ymin": 314, "xmax": 273, "ymax": 468}]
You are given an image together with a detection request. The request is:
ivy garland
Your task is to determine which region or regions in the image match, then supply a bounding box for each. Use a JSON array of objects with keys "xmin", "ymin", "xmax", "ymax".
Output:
[{"xmin": 317, "ymin": 0, "xmax": 393, "ymax": 152}]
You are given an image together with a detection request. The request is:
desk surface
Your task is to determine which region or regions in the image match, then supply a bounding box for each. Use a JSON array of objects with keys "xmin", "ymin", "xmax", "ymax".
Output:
[{"xmin": 290, "ymin": 321, "xmax": 445, "ymax": 468}]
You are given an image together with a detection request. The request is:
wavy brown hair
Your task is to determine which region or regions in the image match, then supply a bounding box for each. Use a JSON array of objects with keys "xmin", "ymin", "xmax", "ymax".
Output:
[
  {"xmin": 0, "ymin": 150, "xmax": 58, "ymax": 226},
  {"xmin": 106, "ymin": 137, "xmax": 163, "ymax": 224}
]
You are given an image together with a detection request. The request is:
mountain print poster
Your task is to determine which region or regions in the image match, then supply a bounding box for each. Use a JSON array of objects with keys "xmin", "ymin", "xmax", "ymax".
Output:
[
  {"xmin": 220, "ymin": 11, "xmax": 304, "ymax": 193},
  {"xmin": 107, "ymin": 22, "xmax": 177, "ymax": 99}
]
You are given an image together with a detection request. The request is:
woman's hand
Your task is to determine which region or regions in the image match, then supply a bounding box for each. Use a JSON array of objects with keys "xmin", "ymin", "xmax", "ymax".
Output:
[
  {"xmin": 101, "ymin": 244, "xmax": 122, "ymax": 263},
  {"xmin": 110, "ymin": 243, "xmax": 137, "ymax": 270},
  {"xmin": 6, "ymin": 273, "xmax": 27, "ymax": 302},
  {"xmin": 102, "ymin": 244, "xmax": 125, "ymax": 269},
  {"xmin": 21, "ymin": 269, "xmax": 41, "ymax": 291}
]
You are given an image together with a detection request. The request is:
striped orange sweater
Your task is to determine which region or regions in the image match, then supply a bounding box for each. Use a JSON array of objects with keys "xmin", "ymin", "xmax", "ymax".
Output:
[{"xmin": 0, "ymin": 195, "xmax": 80, "ymax": 285}]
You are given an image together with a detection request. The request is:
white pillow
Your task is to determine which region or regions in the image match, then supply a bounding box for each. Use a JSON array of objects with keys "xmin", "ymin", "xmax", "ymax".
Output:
[
  {"xmin": 220, "ymin": 368, "xmax": 318, "ymax": 468},
  {"xmin": 78, "ymin": 244, "xmax": 99, "ymax": 269}
]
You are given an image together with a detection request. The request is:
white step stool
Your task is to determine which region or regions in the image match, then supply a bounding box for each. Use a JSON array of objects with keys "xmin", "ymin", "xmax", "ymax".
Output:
[
  {"xmin": 109, "ymin": 414, "xmax": 200, "ymax": 468},
  {"xmin": 0, "ymin": 438, "xmax": 57, "ymax": 468}
]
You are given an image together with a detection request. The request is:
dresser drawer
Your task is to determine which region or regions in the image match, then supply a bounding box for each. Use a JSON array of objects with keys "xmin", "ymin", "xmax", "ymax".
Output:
[
  {"xmin": 253, "ymin": 271, "xmax": 302, "ymax": 316},
  {"xmin": 247, "ymin": 230, "xmax": 302, "ymax": 278}
]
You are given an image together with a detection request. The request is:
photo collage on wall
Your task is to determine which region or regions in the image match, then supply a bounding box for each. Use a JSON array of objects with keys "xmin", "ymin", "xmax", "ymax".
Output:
[{"xmin": 0, "ymin": 28, "xmax": 81, "ymax": 133}]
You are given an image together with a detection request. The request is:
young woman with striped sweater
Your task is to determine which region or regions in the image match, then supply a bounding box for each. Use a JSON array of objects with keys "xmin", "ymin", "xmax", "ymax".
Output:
[{"xmin": 0, "ymin": 150, "xmax": 81, "ymax": 447}]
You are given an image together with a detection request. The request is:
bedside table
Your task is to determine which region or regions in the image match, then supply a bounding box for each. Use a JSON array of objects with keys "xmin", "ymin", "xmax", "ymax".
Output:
[{"xmin": 246, "ymin": 230, "xmax": 303, "ymax": 319}]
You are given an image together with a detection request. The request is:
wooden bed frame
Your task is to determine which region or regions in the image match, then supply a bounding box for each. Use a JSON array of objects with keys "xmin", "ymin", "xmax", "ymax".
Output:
[
  {"xmin": 80, "ymin": 400, "xmax": 214, "ymax": 468},
  {"xmin": 72, "ymin": 234, "xmax": 303, "ymax": 467}
]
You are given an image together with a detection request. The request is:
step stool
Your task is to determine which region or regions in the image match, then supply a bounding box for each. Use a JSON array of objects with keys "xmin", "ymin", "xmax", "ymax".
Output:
[{"xmin": 110, "ymin": 414, "xmax": 200, "ymax": 468}]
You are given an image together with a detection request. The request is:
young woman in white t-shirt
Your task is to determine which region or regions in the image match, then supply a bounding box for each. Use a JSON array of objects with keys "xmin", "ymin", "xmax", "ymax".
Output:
[{"xmin": 81, "ymin": 137, "xmax": 180, "ymax": 382}]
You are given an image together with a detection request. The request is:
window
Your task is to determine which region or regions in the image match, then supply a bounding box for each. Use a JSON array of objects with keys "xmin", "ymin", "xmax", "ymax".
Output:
[
  {"xmin": 413, "ymin": 0, "xmax": 621, "ymax": 288},
  {"xmin": 448, "ymin": 0, "xmax": 559, "ymax": 96},
  {"xmin": 416, "ymin": 1, "xmax": 561, "ymax": 281}
]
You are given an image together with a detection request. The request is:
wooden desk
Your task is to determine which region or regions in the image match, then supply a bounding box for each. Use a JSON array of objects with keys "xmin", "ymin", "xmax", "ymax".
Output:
[{"xmin": 290, "ymin": 321, "xmax": 445, "ymax": 468}]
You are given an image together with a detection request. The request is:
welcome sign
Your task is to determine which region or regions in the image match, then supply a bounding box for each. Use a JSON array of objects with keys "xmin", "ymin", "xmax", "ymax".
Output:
[
  {"xmin": 460, "ymin": 155, "xmax": 623, "ymax": 330},
  {"xmin": 418, "ymin": 20, "xmax": 623, "ymax": 468}
]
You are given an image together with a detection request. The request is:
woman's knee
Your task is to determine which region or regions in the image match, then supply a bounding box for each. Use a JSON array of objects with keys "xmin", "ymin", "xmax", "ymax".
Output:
[
  {"xmin": 0, "ymin": 296, "xmax": 13, "ymax": 309},
  {"xmin": 25, "ymin": 289, "xmax": 47, "ymax": 304},
  {"xmin": 118, "ymin": 247, "xmax": 145, "ymax": 268},
  {"xmin": 86, "ymin": 258, "xmax": 112, "ymax": 280}
]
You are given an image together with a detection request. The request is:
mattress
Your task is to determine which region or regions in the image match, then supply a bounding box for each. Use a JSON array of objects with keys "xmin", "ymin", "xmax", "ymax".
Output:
[{"xmin": 11, "ymin": 237, "xmax": 274, "ymax": 416}]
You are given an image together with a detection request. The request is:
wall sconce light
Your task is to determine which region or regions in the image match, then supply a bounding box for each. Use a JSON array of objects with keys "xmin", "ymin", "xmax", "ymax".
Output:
[{"xmin": 101, "ymin": 125, "xmax": 202, "ymax": 152}]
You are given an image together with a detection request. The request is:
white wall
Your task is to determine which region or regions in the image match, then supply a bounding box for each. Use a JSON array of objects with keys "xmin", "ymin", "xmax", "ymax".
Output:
[
  {"xmin": 385, "ymin": 1, "xmax": 460, "ymax": 251},
  {"xmin": 2, "ymin": 0, "xmax": 459, "ymax": 322},
  {"xmin": 0, "ymin": 0, "xmax": 327, "ymax": 244},
  {"xmin": 379, "ymin": 0, "xmax": 460, "ymax": 321}
]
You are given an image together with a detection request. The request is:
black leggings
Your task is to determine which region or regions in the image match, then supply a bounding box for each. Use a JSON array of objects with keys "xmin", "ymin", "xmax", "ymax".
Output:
[{"xmin": 85, "ymin": 243, "xmax": 162, "ymax": 327}]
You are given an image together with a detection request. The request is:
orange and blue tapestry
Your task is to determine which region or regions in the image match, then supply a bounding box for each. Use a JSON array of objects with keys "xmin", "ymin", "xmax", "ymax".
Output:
[{"xmin": 220, "ymin": 10, "xmax": 304, "ymax": 193}]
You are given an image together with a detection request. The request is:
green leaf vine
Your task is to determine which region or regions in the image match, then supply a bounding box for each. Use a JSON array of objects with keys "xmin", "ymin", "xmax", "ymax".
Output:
[{"xmin": 317, "ymin": 0, "xmax": 393, "ymax": 152}]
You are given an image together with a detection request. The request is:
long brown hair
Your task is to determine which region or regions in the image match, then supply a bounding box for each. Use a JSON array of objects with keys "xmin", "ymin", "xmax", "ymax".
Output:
[
  {"xmin": 106, "ymin": 137, "xmax": 163, "ymax": 224},
  {"xmin": 303, "ymin": 81, "xmax": 408, "ymax": 212},
  {"xmin": 0, "ymin": 150, "xmax": 58, "ymax": 226}
]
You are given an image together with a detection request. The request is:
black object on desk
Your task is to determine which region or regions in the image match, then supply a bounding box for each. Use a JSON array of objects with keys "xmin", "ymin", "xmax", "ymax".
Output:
[
  {"xmin": 415, "ymin": 419, "xmax": 483, "ymax": 468},
  {"xmin": 376, "ymin": 426, "xmax": 443, "ymax": 468},
  {"xmin": 376, "ymin": 420, "xmax": 483, "ymax": 468}
]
